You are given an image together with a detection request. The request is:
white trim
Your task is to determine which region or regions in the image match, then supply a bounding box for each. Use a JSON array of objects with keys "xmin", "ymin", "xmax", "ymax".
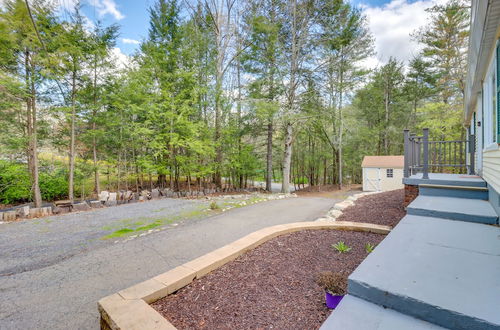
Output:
[{"xmin": 484, "ymin": 143, "xmax": 500, "ymax": 152}]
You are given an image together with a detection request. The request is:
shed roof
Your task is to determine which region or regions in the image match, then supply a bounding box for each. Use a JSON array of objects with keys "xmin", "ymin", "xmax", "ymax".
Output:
[{"xmin": 362, "ymin": 155, "xmax": 404, "ymax": 168}]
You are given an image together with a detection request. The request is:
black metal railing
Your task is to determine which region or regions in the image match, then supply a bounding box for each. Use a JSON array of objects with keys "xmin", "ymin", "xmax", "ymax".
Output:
[{"xmin": 403, "ymin": 128, "xmax": 475, "ymax": 178}]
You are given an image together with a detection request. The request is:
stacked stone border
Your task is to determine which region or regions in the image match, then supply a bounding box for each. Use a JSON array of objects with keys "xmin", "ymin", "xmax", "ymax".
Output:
[
  {"xmin": 315, "ymin": 191, "xmax": 384, "ymax": 222},
  {"xmin": 98, "ymin": 221, "xmax": 391, "ymax": 330}
]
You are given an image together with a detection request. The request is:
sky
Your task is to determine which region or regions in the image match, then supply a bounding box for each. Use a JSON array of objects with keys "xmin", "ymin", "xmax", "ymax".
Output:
[{"xmin": 25, "ymin": 0, "xmax": 447, "ymax": 69}]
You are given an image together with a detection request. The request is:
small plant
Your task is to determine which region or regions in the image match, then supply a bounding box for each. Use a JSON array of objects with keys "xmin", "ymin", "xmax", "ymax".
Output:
[
  {"xmin": 209, "ymin": 201, "xmax": 220, "ymax": 210},
  {"xmin": 365, "ymin": 243, "xmax": 375, "ymax": 253},
  {"xmin": 332, "ymin": 241, "xmax": 351, "ymax": 253},
  {"xmin": 315, "ymin": 271, "xmax": 348, "ymax": 295}
]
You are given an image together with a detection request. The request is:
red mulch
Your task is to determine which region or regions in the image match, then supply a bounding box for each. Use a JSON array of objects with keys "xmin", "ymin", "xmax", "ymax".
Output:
[
  {"xmin": 337, "ymin": 189, "xmax": 406, "ymax": 227},
  {"xmin": 152, "ymin": 230, "xmax": 385, "ymax": 329},
  {"xmin": 151, "ymin": 190, "xmax": 407, "ymax": 329}
]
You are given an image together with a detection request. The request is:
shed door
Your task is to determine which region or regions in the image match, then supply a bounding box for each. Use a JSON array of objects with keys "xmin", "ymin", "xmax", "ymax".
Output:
[{"xmin": 363, "ymin": 167, "xmax": 381, "ymax": 191}]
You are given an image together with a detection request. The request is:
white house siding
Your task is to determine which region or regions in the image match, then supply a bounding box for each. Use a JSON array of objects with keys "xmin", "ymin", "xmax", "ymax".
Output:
[{"xmin": 483, "ymin": 147, "xmax": 500, "ymax": 193}]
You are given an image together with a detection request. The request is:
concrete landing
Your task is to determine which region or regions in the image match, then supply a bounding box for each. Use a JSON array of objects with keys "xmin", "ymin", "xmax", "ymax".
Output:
[
  {"xmin": 348, "ymin": 215, "xmax": 500, "ymax": 330},
  {"xmin": 407, "ymin": 195, "xmax": 498, "ymax": 224},
  {"xmin": 320, "ymin": 295, "xmax": 447, "ymax": 330},
  {"xmin": 403, "ymin": 173, "xmax": 486, "ymax": 187}
]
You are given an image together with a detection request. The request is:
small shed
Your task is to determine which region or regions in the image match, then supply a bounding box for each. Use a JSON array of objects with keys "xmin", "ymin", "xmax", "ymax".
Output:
[{"xmin": 362, "ymin": 155, "xmax": 404, "ymax": 192}]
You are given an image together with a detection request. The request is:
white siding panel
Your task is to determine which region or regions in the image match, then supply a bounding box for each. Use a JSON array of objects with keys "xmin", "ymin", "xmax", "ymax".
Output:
[{"xmin": 483, "ymin": 148, "xmax": 500, "ymax": 192}]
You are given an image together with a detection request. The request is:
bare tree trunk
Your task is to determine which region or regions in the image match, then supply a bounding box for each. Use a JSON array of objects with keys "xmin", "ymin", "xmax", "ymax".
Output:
[
  {"xmin": 266, "ymin": 120, "xmax": 273, "ymax": 191},
  {"xmin": 92, "ymin": 62, "xmax": 100, "ymax": 194},
  {"xmin": 68, "ymin": 69, "xmax": 77, "ymax": 202},
  {"xmin": 25, "ymin": 51, "xmax": 42, "ymax": 207},
  {"xmin": 281, "ymin": 123, "xmax": 293, "ymax": 193}
]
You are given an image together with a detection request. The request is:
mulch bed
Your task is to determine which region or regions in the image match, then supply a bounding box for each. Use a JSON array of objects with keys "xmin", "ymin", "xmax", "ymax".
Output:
[
  {"xmin": 152, "ymin": 230, "xmax": 386, "ymax": 329},
  {"xmin": 337, "ymin": 189, "xmax": 406, "ymax": 227}
]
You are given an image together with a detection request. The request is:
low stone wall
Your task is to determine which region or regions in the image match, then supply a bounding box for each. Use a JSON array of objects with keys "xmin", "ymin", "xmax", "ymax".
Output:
[
  {"xmin": 98, "ymin": 221, "xmax": 391, "ymax": 330},
  {"xmin": 404, "ymin": 184, "xmax": 419, "ymax": 207}
]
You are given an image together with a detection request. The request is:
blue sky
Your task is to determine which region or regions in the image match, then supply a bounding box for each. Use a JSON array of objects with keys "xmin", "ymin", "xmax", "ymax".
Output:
[{"xmin": 67, "ymin": 0, "xmax": 443, "ymax": 67}]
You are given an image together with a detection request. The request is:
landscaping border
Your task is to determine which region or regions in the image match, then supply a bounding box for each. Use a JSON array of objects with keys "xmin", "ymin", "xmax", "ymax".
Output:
[{"xmin": 98, "ymin": 221, "xmax": 391, "ymax": 330}]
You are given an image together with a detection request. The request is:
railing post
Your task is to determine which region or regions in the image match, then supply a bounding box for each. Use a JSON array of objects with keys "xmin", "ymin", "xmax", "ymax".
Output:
[
  {"xmin": 469, "ymin": 133, "xmax": 475, "ymax": 174},
  {"xmin": 422, "ymin": 128, "xmax": 429, "ymax": 179},
  {"xmin": 404, "ymin": 129, "xmax": 410, "ymax": 178}
]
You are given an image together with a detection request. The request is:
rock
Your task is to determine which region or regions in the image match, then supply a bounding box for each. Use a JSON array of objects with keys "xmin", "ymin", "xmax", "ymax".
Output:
[
  {"xmin": 29, "ymin": 208, "xmax": 41, "ymax": 218},
  {"xmin": 124, "ymin": 191, "xmax": 133, "ymax": 200},
  {"xmin": 105, "ymin": 200, "xmax": 117, "ymax": 207},
  {"xmin": 0, "ymin": 212, "xmax": 2, "ymax": 221},
  {"xmin": 138, "ymin": 196, "xmax": 145, "ymax": 202},
  {"xmin": 16, "ymin": 206, "xmax": 30, "ymax": 218},
  {"xmin": 327, "ymin": 209, "xmax": 343, "ymax": 218},
  {"xmin": 151, "ymin": 189, "xmax": 160, "ymax": 199},
  {"xmin": 99, "ymin": 191, "xmax": 109, "ymax": 202},
  {"xmin": 52, "ymin": 206, "xmax": 63, "ymax": 214},
  {"xmin": 72, "ymin": 202, "xmax": 91, "ymax": 212},
  {"xmin": 3, "ymin": 211, "xmax": 17, "ymax": 221},
  {"xmin": 108, "ymin": 192, "xmax": 117, "ymax": 201},
  {"xmin": 90, "ymin": 200, "xmax": 102, "ymax": 208},
  {"xmin": 40, "ymin": 207, "xmax": 52, "ymax": 216}
]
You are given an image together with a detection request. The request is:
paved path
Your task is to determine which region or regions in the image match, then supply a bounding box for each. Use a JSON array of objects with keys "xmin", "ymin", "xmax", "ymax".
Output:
[{"xmin": 0, "ymin": 194, "xmax": 349, "ymax": 329}]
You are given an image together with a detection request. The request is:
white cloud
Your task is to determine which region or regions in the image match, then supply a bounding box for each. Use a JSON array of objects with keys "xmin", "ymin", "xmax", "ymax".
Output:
[
  {"xmin": 95, "ymin": 0, "xmax": 125, "ymax": 20},
  {"xmin": 111, "ymin": 47, "xmax": 130, "ymax": 69},
  {"xmin": 122, "ymin": 38, "xmax": 140, "ymax": 45},
  {"xmin": 360, "ymin": 0, "xmax": 447, "ymax": 69}
]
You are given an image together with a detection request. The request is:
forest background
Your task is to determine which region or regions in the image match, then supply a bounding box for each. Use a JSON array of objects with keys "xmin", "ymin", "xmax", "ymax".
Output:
[{"xmin": 0, "ymin": 0, "xmax": 469, "ymax": 206}]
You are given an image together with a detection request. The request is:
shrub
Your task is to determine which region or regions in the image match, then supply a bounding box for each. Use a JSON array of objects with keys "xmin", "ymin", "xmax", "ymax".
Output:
[{"xmin": 209, "ymin": 201, "xmax": 220, "ymax": 210}]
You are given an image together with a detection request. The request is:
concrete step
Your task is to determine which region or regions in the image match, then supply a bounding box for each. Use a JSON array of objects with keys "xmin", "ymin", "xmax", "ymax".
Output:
[
  {"xmin": 407, "ymin": 195, "xmax": 498, "ymax": 224},
  {"xmin": 418, "ymin": 184, "xmax": 489, "ymax": 200},
  {"xmin": 348, "ymin": 215, "xmax": 500, "ymax": 330},
  {"xmin": 320, "ymin": 295, "xmax": 447, "ymax": 330},
  {"xmin": 403, "ymin": 173, "xmax": 487, "ymax": 187}
]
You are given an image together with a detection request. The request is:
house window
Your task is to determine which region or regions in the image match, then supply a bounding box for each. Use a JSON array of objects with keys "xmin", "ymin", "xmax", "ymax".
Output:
[{"xmin": 386, "ymin": 169, "xmax": 393, "ymax": 178}]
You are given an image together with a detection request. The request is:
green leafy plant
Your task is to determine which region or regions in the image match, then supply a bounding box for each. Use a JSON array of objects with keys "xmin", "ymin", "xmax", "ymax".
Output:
[
  {"xmin": 365, "ymin": 243, "xmax": 375, "ymax": 253},
  {"xmin": 209, "ymin": 201, "xmax": 220, "ymax": 210},
  {"xmin": 332, "ymin": 241, "xmax": 351, "ymax": 253},
  {"xmin": 315, "ymin": 271, "xmax": 348, "ymax": 295}
]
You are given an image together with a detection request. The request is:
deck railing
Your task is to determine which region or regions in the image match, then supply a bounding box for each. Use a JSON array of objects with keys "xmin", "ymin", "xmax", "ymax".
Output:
[{"xmin": 403, "ymin": 128, "xmax": 475, "ymax": 178}]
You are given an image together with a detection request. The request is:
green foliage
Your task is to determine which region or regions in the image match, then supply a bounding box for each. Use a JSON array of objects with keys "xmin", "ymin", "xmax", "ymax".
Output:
[
  {"xmin": 365, "ymin": 243, "xmax": 375, "ymax": 253},
  {"xmin": 0, "ymin": 160, "xmax": 31, "ymax": 204},
  {"xmin": 209, "ymin": 201, "xmax": 220, "ymax": 210},
  {"xmin": 332, "ymin": 241, "xmax": 351, "ymax": 253}
]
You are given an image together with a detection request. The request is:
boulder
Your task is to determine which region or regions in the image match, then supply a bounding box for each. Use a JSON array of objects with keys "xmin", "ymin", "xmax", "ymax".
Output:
[
  {"xmin": 40, "ymin": 207, "xmax": 52, "ymax": 216},
  {"xmin": 138, "ymin": 196, "xmax": 145, "ymax": 202},
  {"xmin": 151, "ymin": 189, "xmax": 160, "ymax": 199},
  {"xmin": 16, "ymin": 206, "xmax": 30, "ymax": 218},
  {"xmin": 90, "ymin": 200, "xmax": 102, "ymax": 208},
  {"xmin": 105, "ymin": 200, "xmax": 117, "ymax": 207},
  {"xmin": 108, "ymin": 192, "xmax": 117, "ymax": 201},
  {"xmin": 73, "ymin": 202, "xmax": 91, "ymax": 212},
  {"xmin": 99, "ymin": 190, "xmax": 109, "ymax": 202},
  {"xmin": 29, "ymin": 208, "xmax": 41, "ymax": 218},
  {"xmin": 124, "ymin": 191, "xmax": 133, "ymax": 200},
  {"xmin": 3, "ymin": 211, "xmax": 17, "ymax": 221}
]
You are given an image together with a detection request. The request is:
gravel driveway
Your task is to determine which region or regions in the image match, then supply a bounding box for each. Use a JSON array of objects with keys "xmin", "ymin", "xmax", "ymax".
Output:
[{"xmin": 0, "ymin": 193, "xmax": 350, "ymax": 329}]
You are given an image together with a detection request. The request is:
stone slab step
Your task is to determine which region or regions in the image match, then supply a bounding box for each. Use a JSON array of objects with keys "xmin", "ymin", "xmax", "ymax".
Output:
[
  {"xmin": 407, "ymin": 195, "xmax": 498, "ymax": 224},
  {"xmin": 320, "ymin": 295, "xmax": 447, "ymax": 330},
  {"xmin": 348, "ymin": 215, "xmax": 500, "ymax": 330},
  {"xmin": 403, "ymin": 173, "xmax": 487, "ymax": 187},
  {"xmin": 418, "ymin": 184, "xmax": 489, "ymax": 200}
]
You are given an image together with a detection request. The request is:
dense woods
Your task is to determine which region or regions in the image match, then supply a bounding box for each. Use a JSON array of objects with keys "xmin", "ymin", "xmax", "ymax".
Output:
[{"xmin": 0, "ymin": 0, "xmax": 469, "ymax": 206}]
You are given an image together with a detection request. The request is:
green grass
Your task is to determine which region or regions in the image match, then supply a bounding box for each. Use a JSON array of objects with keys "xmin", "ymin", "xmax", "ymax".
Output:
[{"xmin": 104, "ymin": 228, "xmax": 134, "ymax": 238}]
